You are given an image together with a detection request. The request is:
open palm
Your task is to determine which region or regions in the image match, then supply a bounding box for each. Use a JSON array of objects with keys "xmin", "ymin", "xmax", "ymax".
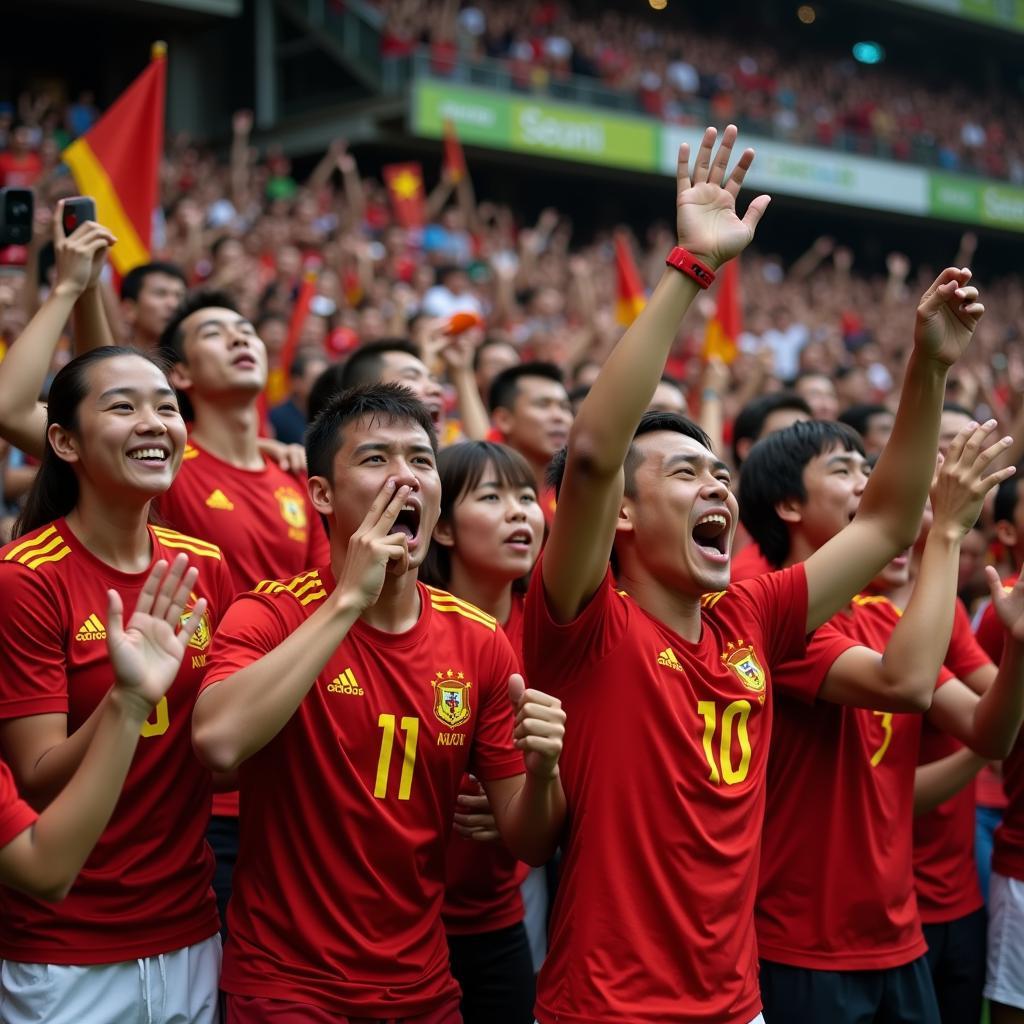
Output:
[
  {"xmin": 105, "ymin": 555, "xmax": 206, "ymax": 708},
  {"xmin": 675, "ymin": 125, "xmax": 771, "ymax": 267},
  {"xmin": 988, "ymin": 566, "xmax": 1024, "ymax": 645},
  {"xmin": 914, "ymin": 268, "xmax": 985, "ymax": 368}
]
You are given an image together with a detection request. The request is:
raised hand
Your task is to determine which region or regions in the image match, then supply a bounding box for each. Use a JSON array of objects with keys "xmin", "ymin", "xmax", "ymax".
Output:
[
  {"xmin": 985, "ymin": 568, "xmax": 1024, "ymax": 645},
  {"xmin": 929, "ymin": 420, "xmax": 1014, "ymax": 538},
  {"xmin": 675, "ymin": 125, "xmax": 771, "ymax": 269},
  {"xmin": 914, "ymin": 267, "xmax": 985, "ymax": 367},
  {"xmin": 336, "ymin": 478, "xmax": 412, "ymax": 611},
  {"xmin": 106, "ymin": 555, "xmax": 206, "ymax": 713},
  {"xmin": 508, "ymin": 674, "xmax": 565, "ymax": 780},
  {"xmin": 53, "ymin": 200, "xmax": 116, "ymax": 297}
]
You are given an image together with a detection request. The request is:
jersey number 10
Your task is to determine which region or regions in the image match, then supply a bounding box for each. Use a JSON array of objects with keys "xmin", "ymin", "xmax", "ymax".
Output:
[{"xmin": 697, "ymin": 699, "xmax": 752, "ymax": 785}]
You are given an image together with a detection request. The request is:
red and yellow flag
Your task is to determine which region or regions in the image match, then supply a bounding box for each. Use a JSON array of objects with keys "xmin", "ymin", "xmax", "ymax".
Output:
[
  {"xmin": 61, "ymin": 43, "xmax": 166, "ymax": 276},
  {"xmin": 382, "ymin": 162, "xmax": 426, "ymax": 229},
  {"xmin": 703, "ymin": 259, "xmax": 742, "ymax": 364},
  {"xmin": 614, "ymin": 233, "xmax": 646, "ymax": 326},
  {"xmin": 443, "ymin": 119, "xmax": 466, "ymax": 183},
  {"xmin": 266, "ymin": 268, "xmax": 319, "ymax": 405}
]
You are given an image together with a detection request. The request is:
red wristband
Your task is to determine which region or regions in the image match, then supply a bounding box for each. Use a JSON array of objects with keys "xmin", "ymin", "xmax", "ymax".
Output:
[{"xmin": 666, "ymin": 246, "xmax": 716, "ymax": 289}]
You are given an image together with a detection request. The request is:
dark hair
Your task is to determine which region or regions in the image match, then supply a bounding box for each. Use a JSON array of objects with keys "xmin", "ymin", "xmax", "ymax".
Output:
[
  {"xmin": 420, "ymin": 441, "xmax": 538, "ymax": 592},
  {"xmin": 942, "ymin": 401, "xmax": 975, "ymax": 419},
  {"xmin": 15, "ymin": 347, "xmax": 171, "ymax": 537},
  {"xmin": 305, "ymin": 382, "xmax": 438, "ymax": 481},
  {"xmin": 307, "ymin": 363, "xmax": 348, "ymax": 425},
  {"xmin": 289, "ymin": 351, "xmax": 327, "ymax": 380},
  {"xmin": 994, "ymin": 473, "xmax": 1023, "ymax": 526},
  {"xmin": 158, "ymin": 289, "xmax": 241, "ymax": 364},
  {"xmin": 838, "ymin": 403, "xmax": 890, "ymax": 438},
  {"xmin": 568, "ymin": 383, "xmax": 591, "ymax": 406},
  {"xmin": 731, "ymin": 392, "xmax": 813, "ymax": 467},
  {"xmin": 738, "ymin": 420, "xmax": 865, "ymax": 569},
  {"xmin": 488, "ymin": 362, "xmax": 565, "ymax": 414},
  {"xmin": 119, "ymin": 261, "xmax": 187, "ymax": 302},
  {"xmin": 210, "ymin": 235, "xmax": 241, "ymax": 261},
  {"xmin": 472, "ymin": 337, "xmax": 518, "ymax": 373},
  {"xmin": 547, "ymin": 411, "xmax": 713, "ymax": 500},
  {"xmin": 340, "ymin": 339, "xmax": 421, "ymax": 391}
]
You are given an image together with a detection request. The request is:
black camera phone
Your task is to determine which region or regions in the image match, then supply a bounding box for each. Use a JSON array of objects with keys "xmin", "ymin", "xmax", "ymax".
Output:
[
  {"xmin": 62, "ymin": 196, "xmax": 96, "ymax": 236},
  {"xmin": 0, "ymin": 188, "xmax": 34, "ymax": 247}
]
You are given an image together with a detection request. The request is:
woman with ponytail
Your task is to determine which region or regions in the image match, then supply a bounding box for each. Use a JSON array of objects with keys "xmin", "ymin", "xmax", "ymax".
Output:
[{"xmin": 0, "ymin": 345, "xmax": 234, "ymax": 1022}]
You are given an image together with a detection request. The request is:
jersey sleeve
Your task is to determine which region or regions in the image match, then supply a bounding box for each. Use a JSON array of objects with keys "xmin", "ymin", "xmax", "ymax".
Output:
[
  {"xmin": 945, "ymin": 599, "xmax": 992, "ymax": 682},
  {"xmin": 0, "ymin": 758, "xmax": 36, "ymax": 849},
  {"xmin": 974, "ymin": 596, "xmax": 1006, "ymax": 665},
  {"xmin": 772, "ymin": 620, "xmax": 863, "ymax": 703},
  {"xmin": 0, "ymin": 564, "xmax": 69, "ymax": 718},
  {"xmin": 522, "ymin": 557, "xmax": 629, "ymax": 694},
  {"xmin": 469, "ymin": 628, "xmax": 526, "ymax": 783},
  {"xmin": 207, "ymin": 551, "xmax": 242, "ymax": 629},
  {"xmin": 202, "ymin": 592, "xmax": 293, "ymax": 694},
  {"xmin": 730, "ymin": 563, "xmax": 810, "ymax": 667}
]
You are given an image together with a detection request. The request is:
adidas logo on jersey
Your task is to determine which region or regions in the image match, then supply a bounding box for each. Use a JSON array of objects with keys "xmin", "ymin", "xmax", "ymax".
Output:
[
  {"xmin": 657, "ymin": 647, "xmax": 683, "ymax": 671},
  {"xmin": 205, "ymin": 489, "xmax": 235, "ymax": 511},
  {"xmin": 76, "ymin": 614, "xmax": 107, "ymax": 641},
  {"xmin": 327, "ymin": 668, "xmax": 363, "ymax": 696}
]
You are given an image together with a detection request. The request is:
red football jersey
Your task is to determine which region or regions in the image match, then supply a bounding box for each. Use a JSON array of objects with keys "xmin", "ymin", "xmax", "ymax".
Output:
[
  {"xmin": 758, "ymin": 594, "xmax": 955, "ymax": 971},
  {"xmin": 973, "ymin": 586, "xmax": 1013, "ymax": 810},
  {"xmin": 524, "ymin": 560, "xmax": 812, "ymax": 1024},
  {"xmin": 730, "ymin": 541, "xmax": 774, "ymax": 581},
  {"xmin": 156, "ymin": 440, "xmax": 329, "ymax": 598},
  {"xmin": 443, "ymin": 595, "xmax": 530, "ymax": 935},
  {"xmin": 0, "ymin": 758, "xmax": 36, "ymax": 850},
  {"xmin": 912, "ymin": 600, "xmax": 990, "ymax": 923},
  {"xmin": 201, "ymin": 571, "xmax": 525, "ymax": 1015},
  {"xmin": 0, "ymin": 520, "xmax": 231, "ymax": 963},
  {"xmin": 156, "ymin": 439, "xmax": 330, "ymax": 816}
]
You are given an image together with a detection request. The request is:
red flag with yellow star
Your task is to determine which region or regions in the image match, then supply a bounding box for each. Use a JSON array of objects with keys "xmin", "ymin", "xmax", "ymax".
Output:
[{"xmin": 383, "ymin": 162, "xmax": 426, "ymax": 229}]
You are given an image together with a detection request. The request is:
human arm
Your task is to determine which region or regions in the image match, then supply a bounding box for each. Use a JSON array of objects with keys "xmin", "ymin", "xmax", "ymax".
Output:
[
  {"xmin": 926, "ymin": 570, "xmax": 1024, "ymax": 759},
  {"xmin": 0, "ymin": 204, "xmax": 116, "ymax": 456},
  {"xmin": 0, "ymin": 557, "xmax": 205, "ymax": 900},
  {"xmin": 435, "ymin": 325, "xmax": 490, "ymax": 442},
  {"xmin": 192, "ymin": 478, "xmax": 413, "ymax": 771},
  {"xmin": 802, "ymin": 267, "xmax": 985, "ymax": 632},
  {"xmin": 543, "ymin": 125, "xmax": 770, "ymax": 622},
  {"xmin": 697, "ymin": 357, "xmax": 729, "ymax": 457},
  {"xmin": 913, "ymin": 747, "xmax": 989, "ymax": 815},
  {"xmin": 819, "ymin": 421, "xmax": 1013, "ymax": 711},
  {"xmin": 230, "ymin": 110, "xmax": 253, "ymax": 210},
  {"xmin": 480, "ymin": 675, "xmax": 565, "ymax": 866}
]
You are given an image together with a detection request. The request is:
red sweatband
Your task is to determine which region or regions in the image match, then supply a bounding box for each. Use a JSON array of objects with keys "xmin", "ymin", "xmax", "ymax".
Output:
[{"xmin": 665, "ymin": 246, "xmax": 716, "ymax": 289}]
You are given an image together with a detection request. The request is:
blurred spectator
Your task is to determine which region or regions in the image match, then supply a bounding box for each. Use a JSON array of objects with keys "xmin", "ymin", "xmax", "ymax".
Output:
[{"xmin": 270, "ymin": 351, "xmax": 330, "ymax": 445}]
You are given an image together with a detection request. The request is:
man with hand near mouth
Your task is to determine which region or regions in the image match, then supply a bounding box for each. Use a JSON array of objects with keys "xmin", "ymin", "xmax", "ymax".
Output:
[
  {"xmin": 524, "ymin": 123, "xmax": 980, "ymax": 1024},
  {"xmin": 191, "ymin": 383, "xmax": 566, "ymax": 1023}
]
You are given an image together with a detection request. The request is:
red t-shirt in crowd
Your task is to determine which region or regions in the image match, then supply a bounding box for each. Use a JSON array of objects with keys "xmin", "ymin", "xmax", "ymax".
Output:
[
  {"xmin": 730, "ymin": 542, "xmax": 774, "ymax": 581},
  {"xmin": 974, "ymin": 581, "xmax": 1014, "ymax": 809},
  {"xmin": 524, "ymin": 560, "xmax": 811, "ymax": 1024},
  {"xmin": 156, "ymin": 440, "xmax": 330, "ymax": 815},
  {"xmin": 912, "ymin": 600, "xmax": 990, "ymax": 923},
  {"xmin": 201, "ymin": 572, "xmax": 525, "ymax": 1016},
  {"xmin": 0, "ymin": 520, "xmax": 231, "ymax": 963},
  {"xmin": 0, "ymin": 151, "xmax": 42, "ymax": 187},
  {"xmin": 758, "ymin": 594, "xmax": 954, "ymax": 971},
  {"xmin": 0, "ymin": 759, "xmax": 37, "ymax": 850},
  {"xmin": 443, "ymin": 595, "xmax": 530, "ymax": 935}
]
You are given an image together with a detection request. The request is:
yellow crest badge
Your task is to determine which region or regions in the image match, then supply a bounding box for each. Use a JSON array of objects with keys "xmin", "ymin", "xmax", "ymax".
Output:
[
  {"xmin": 432, "ymin": 670, "xmax": 472, "ymax": 728},
  {"xmin": 274, "ymin": 486, "xmax": 308, "ymax": 530},
  {"xmin": 722, "ymin": 642, "xmax": 765, "ymax": 693},
  {"xmin": 180, "ymin": 604, "xmax": 212, "ymax": 652}
]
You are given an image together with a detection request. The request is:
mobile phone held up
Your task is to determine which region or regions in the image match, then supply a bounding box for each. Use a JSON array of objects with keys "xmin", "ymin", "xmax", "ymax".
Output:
[
  {"xmin": 0, "ymin": 188, "xmax": 34, "ymax": 246},
  {"xmin": 62, "ymin": 196, "xmax": 97, "ymax": 236}
]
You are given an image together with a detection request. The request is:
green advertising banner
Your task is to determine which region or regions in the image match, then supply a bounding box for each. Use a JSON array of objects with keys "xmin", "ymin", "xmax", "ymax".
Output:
[
  {"xmin": 929, "ymin": 173, "xmax": 1024, "ymax": 230},
  {"xmin": 413, "ymin": 80, "xmax": 659, "ymax": 172},
  {"xmin": 892, "ymin": 0, "xmax": 1024, "ymax": 31}
]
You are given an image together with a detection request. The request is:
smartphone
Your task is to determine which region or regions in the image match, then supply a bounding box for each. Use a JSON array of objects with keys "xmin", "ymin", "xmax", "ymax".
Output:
[
  {"xmin": 62, "ymin": 196, "xmax": 96, "ymax": 236},
  {"xmin": 0, "ymin": 188, "xmax": 34, "ymax": 246}
]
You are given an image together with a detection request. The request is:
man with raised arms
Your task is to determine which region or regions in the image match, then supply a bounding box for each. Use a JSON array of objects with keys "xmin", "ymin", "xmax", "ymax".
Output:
[
  {"xmin": 192, "ymin": 384, "xmax": 566, "ymax": 1021},
  {"xmin": 523, "ymin": 124, "xmax": 983, "ymax": 1024}
]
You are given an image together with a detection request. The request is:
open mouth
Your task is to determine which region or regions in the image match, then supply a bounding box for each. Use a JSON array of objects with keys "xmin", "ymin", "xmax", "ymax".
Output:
[
  {"xmin": 232, "ymin": 353, "xmax": 259, "ymax": 369},
  {"xmin": 425, "ymin": 402, "xmax": 444, "ymax": 426},
  {"xmin": 691, "ymin": 512, "xmax": 730, "ymax": 563},
  {"xmin": 389, "ymin": 503, "xmax": 421, "ymax": 543},
  {"xmin": 126, "ymin": 445, "xmax": 171, "ymax": 466},
  {"xmin": 504, "ymin": 528, "xmax": 533, "ymax": 550}
]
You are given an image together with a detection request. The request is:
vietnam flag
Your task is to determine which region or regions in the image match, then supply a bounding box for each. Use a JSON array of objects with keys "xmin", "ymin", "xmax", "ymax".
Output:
[
  {"xmin": 62, "ymin": 43, "xmax": 166, "ymax": 277},
  {"xmin": 703, "ymin": 258, "xmax": 742, "ymax": 364},
  {"xmin": 443, "ymin": 119, "xmax": 466, "ymax": 183},
  {"xmin": 614, "ymin": 232, "xmax": 646, "ymax": 326},
  {"xmin": 382, "ymin": 162, "xmax": 425, "ymax": 229}
]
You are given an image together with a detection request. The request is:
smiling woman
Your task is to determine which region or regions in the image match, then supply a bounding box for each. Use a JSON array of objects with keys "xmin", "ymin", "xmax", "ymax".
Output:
[{"xmin": 0, "ymin": 345, "xmax": 232, "ymax": 1023}]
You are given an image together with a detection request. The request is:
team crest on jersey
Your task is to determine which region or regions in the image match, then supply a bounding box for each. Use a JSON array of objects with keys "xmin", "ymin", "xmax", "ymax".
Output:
[
  {"xmin": 432, "ymin": 670, "xmax": 472, "ymax": 728},
  {"xmin": 721, "ymin": 641, "xmax": 765, "ymax": 692},
  {"xmin": 274, "ymin": 486, "xmax": 308, "ymax": 530},
  {"xmin": 180, "ymin": 603, "xmax": 212, "ymax": 652}
]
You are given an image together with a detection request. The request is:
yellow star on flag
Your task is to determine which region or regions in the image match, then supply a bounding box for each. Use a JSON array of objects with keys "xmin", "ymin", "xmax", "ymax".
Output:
[{"xmin": 390, "ymin": 169, "xmax": 422, "ymax": 200}]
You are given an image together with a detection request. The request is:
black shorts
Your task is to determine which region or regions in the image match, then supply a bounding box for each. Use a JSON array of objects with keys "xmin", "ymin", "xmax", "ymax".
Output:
[
  {"xmin": 922, "ymin": 907, "xmax": 987, "ymax": 1024},
  {"xmin": 448, "ymin": 921, "xmax": 535, "ymax": 1024},
  {"xmin": 760, "ymin": 955, "xmax": 940, "ymax": 1024}
]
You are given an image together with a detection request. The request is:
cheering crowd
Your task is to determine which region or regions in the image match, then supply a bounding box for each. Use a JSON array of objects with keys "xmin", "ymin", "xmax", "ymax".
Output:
[{"xmin": 2, "ymin": 64, "xmax": 1024, "ymax": 1024}]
